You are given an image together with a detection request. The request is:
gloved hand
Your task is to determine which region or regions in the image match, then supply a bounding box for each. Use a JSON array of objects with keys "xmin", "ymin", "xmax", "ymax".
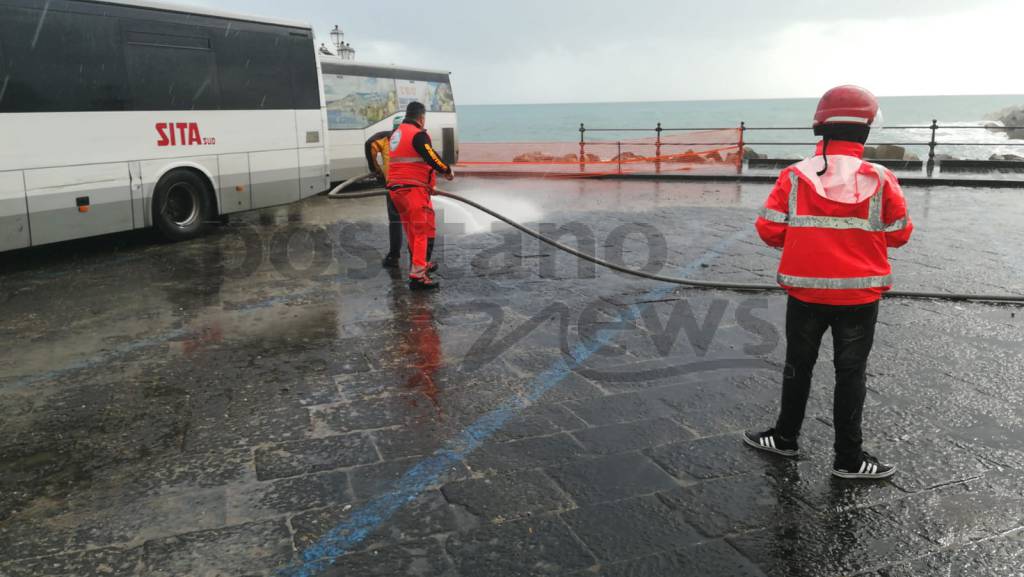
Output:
[{"xmin": 443, "ymin": 168, "xmax": 455, "ymax": 181}]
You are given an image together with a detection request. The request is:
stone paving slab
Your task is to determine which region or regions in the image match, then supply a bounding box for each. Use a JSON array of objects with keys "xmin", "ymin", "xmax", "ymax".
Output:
[
  {"xmin": 445, "ymin": 515, "xmax": 595, "ymax": 577},
  {"xmin": 139, "ymin": 520, "xmax": 294, "ymax": 577},
  {"xmin": 3, "ymin": 178, "xmax": 1024, "ymax": 576},
  {"xmin": 546, "ymin": 453, "xmax": 680, "ymax": 506},
  {"xmin": 253, "ymin": 434, "xmax": 379, "ymax": 481},
  {"xmin": 561, "ymin": 495, "xmax": 702, "ymax": 562},
  {"xmin": 593, "ymin": 540, "xmax": 768, "ymax": 577},
  {"xmin": 315, "ymin": 538, "xmax": 455, "ymax": 577},
  {"xmin": 441, "ymin": 469, "xmax": 574, "ymax": 523}
]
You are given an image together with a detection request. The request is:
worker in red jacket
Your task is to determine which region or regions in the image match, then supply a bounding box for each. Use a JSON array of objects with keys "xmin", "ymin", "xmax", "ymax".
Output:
[
  {"xmin": 387, "ymin": 101, "xmax": 454, "ymax": 290},
  {"xmin": 744, "ymin": 85, "xmax": 913, "ymax": 480}
]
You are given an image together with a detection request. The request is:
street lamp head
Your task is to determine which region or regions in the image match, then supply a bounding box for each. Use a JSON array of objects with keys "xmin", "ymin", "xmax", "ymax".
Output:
[{"xmin": 330, "ymin": 25, "xmax": 355, "ymax": 59}]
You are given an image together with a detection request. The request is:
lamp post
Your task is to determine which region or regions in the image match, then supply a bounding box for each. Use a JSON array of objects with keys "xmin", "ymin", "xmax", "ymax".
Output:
[{"xmin": 330, "ymin": 25, "xmax": 356, "ymax": 60}]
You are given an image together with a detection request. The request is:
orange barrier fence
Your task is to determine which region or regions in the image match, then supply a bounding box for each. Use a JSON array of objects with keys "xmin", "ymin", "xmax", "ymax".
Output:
[{"xmin": 456, "ymin": 129, "xmax": 741, "ymax": 177}]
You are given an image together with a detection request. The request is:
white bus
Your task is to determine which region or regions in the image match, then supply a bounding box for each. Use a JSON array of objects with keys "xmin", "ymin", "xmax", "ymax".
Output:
[
  {"xmin": 319, "ymin": 56, "xmax": 458, "ymax": 182},
  {"xmin": 0, "ymin": 0, "xmax": 330, "ymax": 249}
]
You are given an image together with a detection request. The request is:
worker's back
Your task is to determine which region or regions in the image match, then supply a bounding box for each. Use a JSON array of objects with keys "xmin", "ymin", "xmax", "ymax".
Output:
[{"xmin": 387, "ymin": 121, "xmax": 434, "ymax": 188}]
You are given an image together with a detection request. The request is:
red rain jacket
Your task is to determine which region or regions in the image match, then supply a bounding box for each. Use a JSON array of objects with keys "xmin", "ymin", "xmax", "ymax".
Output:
[
  {"xmin": 755, "ymin": 140, "xmax": 913, "ymax": 306},
  {"xmin": 387, "ymin": 120, "xmax": 449, "ymax": 188}
]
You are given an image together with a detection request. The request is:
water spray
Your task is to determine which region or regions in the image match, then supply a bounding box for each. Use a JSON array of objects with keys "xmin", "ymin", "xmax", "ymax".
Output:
[{"xmin": 327, "ymin": 176, "xmax": 1024, "ymax": 305}]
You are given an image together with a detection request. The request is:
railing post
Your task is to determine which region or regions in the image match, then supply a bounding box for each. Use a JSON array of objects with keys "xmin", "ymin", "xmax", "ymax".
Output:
[
  {"xmin": 655, "ymin": 122, "xmax": 662, "ymax": 174},
  {"xmin": 579, "ymin": 123, "xmax": 586, "ymax": 173},
  {"xmin": 617, "ymin": 141, "xmax": 623, "ymax": 175},
  {"xmin": 927, "ymin": 119, "xmax": 938, "ymax": 177},
  {"xmin": 738, "ymin": 121, "xmax": 746, "ymax": 174}
]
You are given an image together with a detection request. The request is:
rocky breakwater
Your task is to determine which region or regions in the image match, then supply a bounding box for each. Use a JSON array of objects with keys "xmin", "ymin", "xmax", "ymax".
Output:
[
  {"xmin": 986, "ymin": 105, "xmax": 1024, "ymax": 140},
  {"xmin": 743, "ymin": 145, "xmax": 921, "ymax": 162}
]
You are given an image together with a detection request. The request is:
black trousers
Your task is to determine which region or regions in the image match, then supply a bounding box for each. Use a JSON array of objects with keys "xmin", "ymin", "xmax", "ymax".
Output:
[
  {"xmin": 775, "ymin": 295, "xmax": 879, "ymax": 465},
  {"xmin": 385, "ymin": 194, "xmax": 434, "ymax": 262},
  {"xmin": 385, "ymin": 194, "xmax": 404, "ymax": 260}
]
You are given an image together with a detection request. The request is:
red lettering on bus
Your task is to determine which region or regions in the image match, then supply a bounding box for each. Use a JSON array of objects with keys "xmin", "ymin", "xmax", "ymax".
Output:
[
  {"xmin": 156, "ymin": 122, "xmax": 211, "ymax": 147},
  {"xmin": 187, "ymin": 123, "xmax": 202, "ymax": 146},
  {"xmin": 156, "ymin": 123, "xmax": 170, "ymax": 147}
]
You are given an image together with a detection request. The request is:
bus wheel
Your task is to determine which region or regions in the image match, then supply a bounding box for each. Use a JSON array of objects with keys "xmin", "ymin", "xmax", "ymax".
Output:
[{"xmin": 153, "ymin": 170, "xmax": 214, "ymax": 241}]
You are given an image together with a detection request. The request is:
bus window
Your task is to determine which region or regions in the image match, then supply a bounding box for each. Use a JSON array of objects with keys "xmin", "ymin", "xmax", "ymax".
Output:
[
  {"xmin": 289, "ymin": 33, "xmax": 320, "ymax": 110},
  {"xmin": 323, "ymin": 74, "xmax": 398, "ymax": 130},
  {"xmin": 217, "ymin": 29, "xmax": 293, "ymax": 110},
  {"xmin": 124, "ymin": 30, "xmax": 221, "ymax": 110},
  {"xmin": 0, "ymin": 5, "xmax": 129, "ymax": 113}
]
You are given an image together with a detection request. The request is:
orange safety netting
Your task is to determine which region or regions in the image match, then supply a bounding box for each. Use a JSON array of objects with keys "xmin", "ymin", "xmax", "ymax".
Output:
[{"xmin": 456, "ymin": 129, "xmax": 741, "ymax": 177}]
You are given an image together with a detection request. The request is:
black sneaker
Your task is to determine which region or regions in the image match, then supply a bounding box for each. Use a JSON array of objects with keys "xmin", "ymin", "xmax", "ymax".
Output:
[
  {"xmin": 743, "ymin": 429, "xmax": 799, "ymax": 457},
  {"xmin": 382, "ymin": 255, "xmax": 400, "ymax": 269},
  {"xmin": 409, "ymin": 276, "xmax": 440, "ymax": 291},
  {"xmin": 832, "ymin": 452, "xmax": 896, "ymax": 480}
]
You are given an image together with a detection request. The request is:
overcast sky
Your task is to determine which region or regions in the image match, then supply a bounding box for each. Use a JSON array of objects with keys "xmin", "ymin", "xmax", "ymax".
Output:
[{"xmin": 195, "ymin": 0, "xmax": 1024, "ymax": 105}]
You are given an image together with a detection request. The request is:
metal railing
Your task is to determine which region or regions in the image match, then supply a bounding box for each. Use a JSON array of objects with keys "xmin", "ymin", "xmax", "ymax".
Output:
[{"xmin": 578, "ymin": 121, "xmax": 1024, "ymax": 177}]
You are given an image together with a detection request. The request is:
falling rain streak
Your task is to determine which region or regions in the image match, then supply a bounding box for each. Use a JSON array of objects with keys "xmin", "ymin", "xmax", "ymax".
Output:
[
  {"xmin": 0, "ymin": 75, "xmax": 9, "ymax": 105},
  {"xmin": 193, "ymin": 77, "xmax": 210, "ymax": 104},
  {"xmin": 30, "ymin": 0, "xmax": 50, "ymax": 50}
]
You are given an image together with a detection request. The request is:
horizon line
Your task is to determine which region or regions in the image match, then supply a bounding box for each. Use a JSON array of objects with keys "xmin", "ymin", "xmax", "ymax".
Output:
[{"xmin": 459, "ymin": 93, "xmax": 1024, "ymax": 107}]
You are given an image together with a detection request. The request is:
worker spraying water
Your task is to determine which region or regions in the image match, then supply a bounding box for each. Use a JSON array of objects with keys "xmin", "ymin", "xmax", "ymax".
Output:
[
  {"xmin": 387, "ymin": 101, "xmax": 456, "ymax": 290},
  {"xmin": 743, "ymin": 85, "xmax": 911, "ymax": 480}
]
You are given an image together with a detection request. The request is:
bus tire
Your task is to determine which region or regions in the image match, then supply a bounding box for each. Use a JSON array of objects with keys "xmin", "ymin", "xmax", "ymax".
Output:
[{"xmin": 152, "ymin": 169, "xmax": 214, "ymax": 242}]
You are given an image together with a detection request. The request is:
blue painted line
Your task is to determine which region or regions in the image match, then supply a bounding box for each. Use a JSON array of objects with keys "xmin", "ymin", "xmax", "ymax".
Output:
[{"xmin": 277, "ymin": 229, "xmax": 752, "ymax": 577}]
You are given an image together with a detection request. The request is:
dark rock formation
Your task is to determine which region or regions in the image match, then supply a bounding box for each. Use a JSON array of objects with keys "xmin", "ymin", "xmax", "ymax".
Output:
[{"xmin": 985, "ymin": 106, "xmax": 1024, "ymax": 139}]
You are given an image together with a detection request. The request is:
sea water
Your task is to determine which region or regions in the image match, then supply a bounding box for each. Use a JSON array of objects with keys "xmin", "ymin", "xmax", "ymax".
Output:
[{"xmin": 459, "ymin": 94, "xmax": 1024, "ymax": 160}]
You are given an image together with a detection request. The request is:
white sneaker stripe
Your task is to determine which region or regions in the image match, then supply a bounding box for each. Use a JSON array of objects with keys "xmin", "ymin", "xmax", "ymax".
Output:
[
  {"xmin": 859, "ymin": 462, "xmax": 867, "ymax": 474},
  {"xmin": 760, "ymin": 437, "xmax": 768, "ymax": 447},
  {"xmin": 870, "ymin": 463, "xmax": 877, "ymax": 475},
  {"xmin": 769, "ymin": 437, "xmax": 776, "ymax": 450}
]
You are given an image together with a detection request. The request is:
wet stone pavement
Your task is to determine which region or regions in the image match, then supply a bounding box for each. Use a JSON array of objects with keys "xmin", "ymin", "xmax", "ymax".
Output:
[{"xmin": 2, "ymin": 176, "xmax": 1024, "ymax": 576}]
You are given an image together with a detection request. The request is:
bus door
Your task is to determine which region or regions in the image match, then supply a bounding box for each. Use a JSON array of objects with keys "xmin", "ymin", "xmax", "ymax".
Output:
[
  {"xmin": 292, "ymin": 35, "xmax": 328, "ymax": 199},
  {"xmin": 24, "ymin": 163, "xmax": 134, "ymax": 245},
  {"xmin": 0, "ymin": 171, "xmax": 30, "ymax": 251},
  {"xmin": 297, "ymin": 113, "xmax": 328, "ymax": 200}
]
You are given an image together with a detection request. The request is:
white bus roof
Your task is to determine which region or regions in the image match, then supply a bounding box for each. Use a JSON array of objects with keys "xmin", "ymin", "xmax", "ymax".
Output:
[
  {"xmin": 83, "ymin": 0, "xmax": 313, "ymax": 30},
  {"xmin": 319, "ymin": 56, "xmax": 451, "ymax": 77}
]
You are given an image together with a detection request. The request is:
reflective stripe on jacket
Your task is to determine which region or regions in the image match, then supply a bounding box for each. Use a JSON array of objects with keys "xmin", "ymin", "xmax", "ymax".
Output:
[{"xmin": 755, "ymin": 140, "xmax": 914, "ymax": 305}]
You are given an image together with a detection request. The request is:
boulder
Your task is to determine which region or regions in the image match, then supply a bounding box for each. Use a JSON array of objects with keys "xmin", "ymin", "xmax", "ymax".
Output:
[
  {"xmin": 863, "ymin": 146, "xmax": 877, "ymax": 158},
  {"xmin": 512, "ymin": 151, "xmax": 554, "ymax": 163},
  {"xmin": 584, "ymin": 153, "xmax": 602, "ymax": 163},
  {"xmin": 874, "ymin": 144, "xmax": 906, "ymax": 160},
  {"xmin": 556, "ymin": 153, "xmax": 578, "ymax": 162},
  {"xmin": 985, "ymin": 106, "xmax": 1024, "ymax": 139},
  {"xmin": 904, "ymin": 152, "xmax": 921, "ymax": 161},
  {"xmin": 669, "ymin": 149, "xmax": 706, "ymax": 163},
  {"xmin": 990, "ymin": 153, "xmax": 1024, "ymax": 162},
  {"xmin": 611, "ymin": 151, "xmax": 643, "ymax": 162},
  {"xmin": 704, "ymin": 150, "xmax": 724, "ymax": 163},
  {"xmin": 742, "ymin": 147, "xmax": 764, "ymax": 160}
]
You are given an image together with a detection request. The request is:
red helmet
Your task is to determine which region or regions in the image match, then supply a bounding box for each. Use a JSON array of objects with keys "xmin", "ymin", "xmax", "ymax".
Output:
[{"xmin": 813, "ymin": 85, "xmax": 879, "ymax": 127}]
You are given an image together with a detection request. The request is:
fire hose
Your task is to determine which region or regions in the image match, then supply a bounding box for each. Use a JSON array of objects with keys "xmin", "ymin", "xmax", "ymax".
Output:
[{"xmin": 327, "ymin": 175, "xmax": 1024, "ymax": 305}]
